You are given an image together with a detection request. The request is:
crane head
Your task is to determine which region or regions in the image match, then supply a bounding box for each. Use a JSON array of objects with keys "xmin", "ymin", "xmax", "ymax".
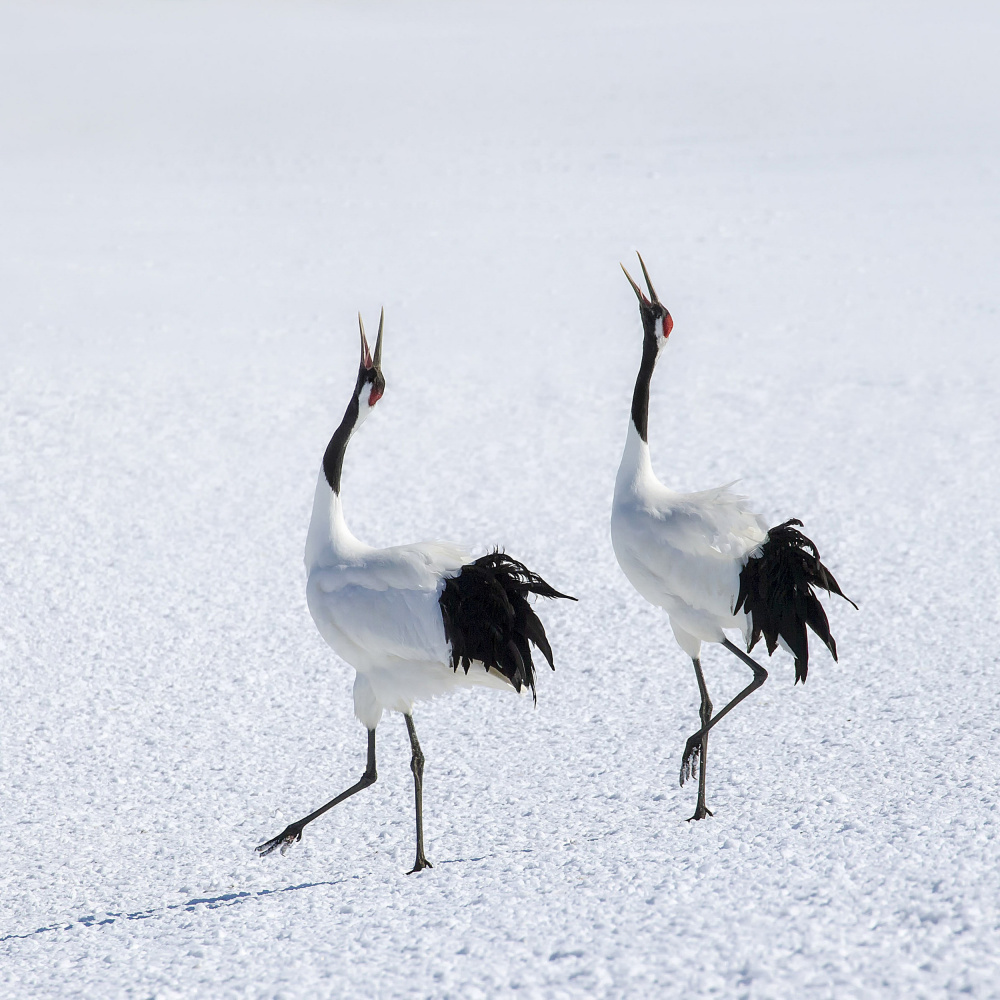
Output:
[
  {"xmin": 621, "ymin": 253, "xmax": 673, "ymax": 343},
  {"xmin": 357, "ymin": 308, "xmax": 386, "ymax": 408}
]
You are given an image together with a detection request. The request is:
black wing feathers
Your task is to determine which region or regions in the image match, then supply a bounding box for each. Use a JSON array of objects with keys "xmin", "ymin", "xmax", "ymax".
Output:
[
  {"xmin": 735, "ymin": 519, "xmax": 856, "ymax": 684},
  {"xmin": 439, "ymin": 550, "xmax": 575, "ymax": 703}
]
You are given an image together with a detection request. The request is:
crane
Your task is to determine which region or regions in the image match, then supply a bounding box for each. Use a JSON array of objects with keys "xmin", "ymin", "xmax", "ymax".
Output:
[
  {"xmin": 257, "ymin": 310, "xmax": 574, "ymax": 872},
  {"xmin": 610, "ymin": 255, "xmax": 855, "ymax": 821}
]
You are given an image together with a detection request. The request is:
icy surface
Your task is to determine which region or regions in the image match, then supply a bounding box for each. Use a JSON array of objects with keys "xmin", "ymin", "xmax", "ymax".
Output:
[{"xmin": 2, "ymin": 0, "xmax": 999, "ymax": 996}]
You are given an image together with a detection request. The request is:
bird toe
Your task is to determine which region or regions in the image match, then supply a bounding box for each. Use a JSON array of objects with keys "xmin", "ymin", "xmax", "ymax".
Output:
[
  {"xmin": 686, "ymin": 805, "xmax": 713, "ymax": 822},
  {"xmin": 255, "ymin": 823, "xmax": 302, "ymax": 858},
  {"xmin": 679, "ymin": 737, "xmax": 702, "ymax": 787}
]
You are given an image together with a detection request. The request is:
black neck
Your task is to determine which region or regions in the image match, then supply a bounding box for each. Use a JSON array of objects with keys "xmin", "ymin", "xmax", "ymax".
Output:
[
  {"xmin": 322, "ymin": 388, "xmax": 361, "ymax": 495},
  {"xmin": 630, "ymin": 334, "xmax": 658, "ymax": 443}
]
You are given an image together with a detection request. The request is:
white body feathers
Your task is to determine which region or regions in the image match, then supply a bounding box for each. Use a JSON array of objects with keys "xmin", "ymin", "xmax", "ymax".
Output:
[
  {"xmin": 611, "ymin": 421, "xmax": 767, "ymax": 660},
  {"xmin": 305, "ymin": 444, "xmax": 510, "ymax": 730}
]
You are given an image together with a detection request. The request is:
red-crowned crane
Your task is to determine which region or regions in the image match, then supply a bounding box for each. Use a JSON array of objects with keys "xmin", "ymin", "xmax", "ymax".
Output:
[
  {"xmin": 610, "ymin": 255, "xmax": 856, "ymax": 821},
  {"xmin": 257, "ymin": 311, "xmax": 574, "ymax": 872}
]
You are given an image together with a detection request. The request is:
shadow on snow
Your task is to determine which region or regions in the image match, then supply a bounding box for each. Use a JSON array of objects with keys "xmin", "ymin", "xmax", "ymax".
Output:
[
  {"xmin": 1, "ymin": 848, "xmax": 530, "ymax": 944},
  {"xmin": 0, "ymin": 878, "xmax": 349, "ymax": 944}
]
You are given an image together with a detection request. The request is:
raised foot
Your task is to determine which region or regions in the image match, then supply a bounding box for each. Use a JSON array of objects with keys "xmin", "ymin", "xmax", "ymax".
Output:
[
  {"xmin": 679, "ymin": 733, "xmax": 703, "ymax": 787},
  {"xmin": 256, "ymin": 822, "xmax": 304, "ymax": 858},
  {"xmin": 686, "ymin": 805, "xmax": 714, "ymax": 822},
  {"xmin": 407, "ymin": 857, "xmax": 433, "ymax": 874}
]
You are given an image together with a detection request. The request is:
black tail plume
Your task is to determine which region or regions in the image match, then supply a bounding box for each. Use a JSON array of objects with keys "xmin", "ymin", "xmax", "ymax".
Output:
[
  {"xmin": 439, "ymin": 551, "xmax": 576, "ymax": 703},
  {"xmin": 734, "ymin": 519, "xmax": 857, "ymax": 684}
]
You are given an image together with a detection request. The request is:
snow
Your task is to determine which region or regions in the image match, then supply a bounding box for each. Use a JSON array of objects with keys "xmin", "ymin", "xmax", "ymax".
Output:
[{"xmin": 2, "ymin": 0, "xmax": 999, "ymax": 995}]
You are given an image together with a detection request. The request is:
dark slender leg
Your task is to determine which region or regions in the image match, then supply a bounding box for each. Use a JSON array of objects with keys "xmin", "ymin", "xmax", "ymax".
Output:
[
  {"xmin": 404, "ymin": 714, "xmax": 432, "ymax": 873},
  {"xmin": 680, "ymin": 639, "xmax": 768, "ymax": 787},
  {"xmin": 687, "ymin": 656, "xmax": 714, "ymax": 821},
  {"xmin": 256, "ymin": 728, "xmax": 377, "ymax": 857}
]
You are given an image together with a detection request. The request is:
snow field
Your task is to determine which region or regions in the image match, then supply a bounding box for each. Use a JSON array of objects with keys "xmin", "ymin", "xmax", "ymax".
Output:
[{"xmin": 2, "ymin": 0, "xmax": 999, "ymax": 996}]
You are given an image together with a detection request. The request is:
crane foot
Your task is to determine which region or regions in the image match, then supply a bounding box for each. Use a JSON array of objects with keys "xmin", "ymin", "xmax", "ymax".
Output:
[
  {"xmin": 256, "ymin": 822, "xmax": 304, "ymax": 858},
  {"xmin": 679, "ymin": 733, "xmax": 703, "ymax": 787}
]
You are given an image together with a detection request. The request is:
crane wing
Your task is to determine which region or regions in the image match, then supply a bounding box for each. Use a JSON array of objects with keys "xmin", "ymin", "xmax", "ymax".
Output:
[
  {"xmin": 311, "ymin": 539, "xmax": 469, "ymax": 592},
  {"xmin": 645, "ymin": 483, "xmax": 767, "ymax": 559},
  {"xmin": 307, "ymin": 540, "xmax": 471, "ymax": 666},
  {"xmin": 613, "ymin": 483, "xmax": 767, "ymax": 622},
  {"xmin": 309, "ymin": 581, "xmax": 450, "ymax": 664}
]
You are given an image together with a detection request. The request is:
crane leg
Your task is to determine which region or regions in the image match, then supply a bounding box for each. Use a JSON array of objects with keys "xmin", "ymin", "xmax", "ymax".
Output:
[
  {"xmin": 687, "ymin": 656, "xmax": 714, "ymax": 821},
  {"xmin": 680, "ymin": 639, "xmax": 768, "ymax": 788},
  {"xmin": 256, "ymin": 727, "xmax": 378, "ymax": 858},
  {"xmin": 404, "ymin": 714, "xmax": 433, "ymax": 873}
]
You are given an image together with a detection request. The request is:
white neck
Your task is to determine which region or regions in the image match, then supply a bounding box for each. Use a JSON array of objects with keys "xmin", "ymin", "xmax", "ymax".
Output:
[
  {"xmin": 304, "ymin": 468, "xmax": 370, "ymax": 570},
  {"xmin": 615, "ymin": 418, "xmax": 657, "ymax": 499}
]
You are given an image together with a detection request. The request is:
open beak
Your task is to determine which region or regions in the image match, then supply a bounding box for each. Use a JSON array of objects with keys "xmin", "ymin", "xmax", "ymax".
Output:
[
  {"xmin": 358, "ymin": 313, "xmax": 374, "ymax": 369},
  {"xmin": 358, "ymin": 309, "xmax": 384, "ymax": 373},
  {"xmin": 621, "ymin": 252, "xmax": 661, "ymax": 306},
  {"xmin": 621, "ymin": 263, "xmax": 648, "ymax": 305},
  {"xmin": 359, "ymin": 309, "xmax": 385, "ymax": 406},
  {"xmin": 622, "ymin": 253, "xmax": 672, "ymax": 338}
]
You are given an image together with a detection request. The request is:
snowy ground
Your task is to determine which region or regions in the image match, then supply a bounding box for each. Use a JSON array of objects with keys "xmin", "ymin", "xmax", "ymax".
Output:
[{"xmin": 2, "ymin": 0, "xmax": 999, "ymax": 996}]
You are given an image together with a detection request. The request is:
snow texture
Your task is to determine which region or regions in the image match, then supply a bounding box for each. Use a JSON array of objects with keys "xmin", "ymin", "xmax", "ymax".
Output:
[{"xmin": 2, "ymin": 0, "xmax": 999, "ymax": 996}]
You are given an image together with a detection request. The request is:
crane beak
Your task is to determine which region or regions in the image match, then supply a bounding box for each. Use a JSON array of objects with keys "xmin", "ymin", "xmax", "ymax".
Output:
[
  {"xmin": 622, "ymin": 253, "xmax": 662, "ymax": 307},
  {"xmin": 358, "ymin": 312, "xmax": 374, "ymax": 369},
  {"xmin": 359, "ymin": 309, "xmax": 385, "ymax": 406},
  {"xmin": 623, "ymin": 254, "xmax": 672, "ymax": 338},
  {"xmin": 373, "ymin": 307, "xmax": 384, "ymax": 370},
  {"xmin": 636, "ymin": 252, "xmax": 661, "ymax": 305},
  {"xmin": 621, "ymin": 263, "xmax": 649, "ymax": 305}
]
